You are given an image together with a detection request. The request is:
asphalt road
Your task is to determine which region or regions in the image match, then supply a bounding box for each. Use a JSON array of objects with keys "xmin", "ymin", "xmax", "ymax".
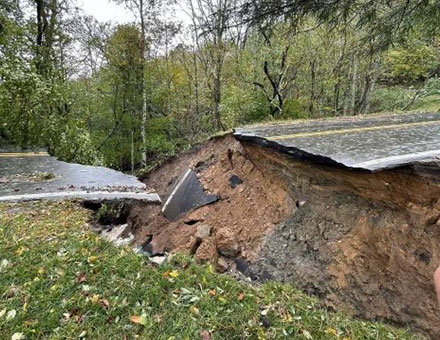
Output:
[
  {"xmin": 234, "ymin": 112, "xmax": 440, "ymax": 171},
  {"xmin": 0, "ymin": 152, "xmax": 157, "ymax": 203}
]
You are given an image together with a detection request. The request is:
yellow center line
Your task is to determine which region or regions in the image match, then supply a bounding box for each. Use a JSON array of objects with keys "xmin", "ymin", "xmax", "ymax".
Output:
[
  {"xmin": 267, "ymin": 120, "xmax": 440, "ymax": 140},
  {"xmin": 0, "ymin": 152, "xmax": 49, "ymax": 158}
]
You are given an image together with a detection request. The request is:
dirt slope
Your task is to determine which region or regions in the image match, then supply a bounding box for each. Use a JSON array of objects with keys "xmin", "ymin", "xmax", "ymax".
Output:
[{"xmin": 129, "ymin": 134, "xmax": 440, "ymax": 338}]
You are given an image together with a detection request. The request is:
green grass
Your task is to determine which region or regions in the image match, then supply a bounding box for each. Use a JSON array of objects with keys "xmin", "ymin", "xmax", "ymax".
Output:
[{"xmin": 0, "ymin": 202, "xmax": 424, "ymax": 340}]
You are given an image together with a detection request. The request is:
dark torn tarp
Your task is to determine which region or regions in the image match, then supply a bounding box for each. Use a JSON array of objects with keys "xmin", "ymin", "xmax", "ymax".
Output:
[
  {"xmin": 234, "ymin": 112, "xmax": 440, "ymax": 171},
  {"xmin": 162, "ymin": 169, "xmax": 218, "ymax": 221}
]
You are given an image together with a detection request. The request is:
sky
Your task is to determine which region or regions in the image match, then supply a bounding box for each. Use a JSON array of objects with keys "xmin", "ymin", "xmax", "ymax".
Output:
[
  {"xmin": 80, "ymin": 0, "xmax": 136, "ymax": 23},
  {"xmin": 79, "ymin": 0, "xmax": 191, "ymax": 25}
]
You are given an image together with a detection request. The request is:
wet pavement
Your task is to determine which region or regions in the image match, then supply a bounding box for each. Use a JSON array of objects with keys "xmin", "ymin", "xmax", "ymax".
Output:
[
  {"xmin": 0, "ymin": 152, "xmax": 160, "ymax": 203},
  {"xmin": 234, "ymin": 112, "xmax": 440, "ymax": 171}
]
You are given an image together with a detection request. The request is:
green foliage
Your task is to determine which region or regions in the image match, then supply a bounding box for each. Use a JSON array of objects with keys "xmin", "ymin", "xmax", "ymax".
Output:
[
  {"xmin": 383, "ymin": 42, "xmax": 439, "ymax": 82},
  {"xmin": 144, "ymin": 117, "xmax": 175, "ymax": 157},
  {"xmin": 220, "ymin": 86, "xmax": 270, "ymax": 127},
  {"xmin": 283, "ymin": 97, "xmax": 311, "ymax": 119},
  {"xmin": 50, "ymin": 123, "xmax": 103, "ymax": 165},
  {"xmin": 422, "ymin": 77, "xmax": 440, "ymax": 97},
  {"xmin": 369, "ymin": 86, "xmax": 413, "ymax": 112}
]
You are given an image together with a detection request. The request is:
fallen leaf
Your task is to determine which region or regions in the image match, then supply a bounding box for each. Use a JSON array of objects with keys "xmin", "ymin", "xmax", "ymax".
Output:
[
  {"xmin": 189, "ymin": 306, "xmax": 200, "ymax": 315},
  {"xmin": 208, "ymin": 289, "xmax": 216, "ymax": 296},
  {"xmin": 302, "ymin": 330, "xmax": 312, "ymax": 339},
  {"xmin": 91, "ymin": 294, "xmax": 99, "ymax": 304},
  {"xmin": 98, "ymin": 299, "xmax": 109, "ymax": 309},
  {"xmin": 11, "ymin": 333, "xmax": 25, "ymax": 340},
  {"xmin": 238, "ymin": 292, "xmax": 245, "ymax": 301},
  {"xmin": 130, "ymin": 315, "xmax": 147, "ymax": 326},
  {"xmin": 325, "ymin": 328, "xmax": 338, "ymax": 336},
  {"xmin": 6, "ymin": 309, "xmax": 16, "ymax": 321},
  {"xmin": 169, "ymin": 270, "xmax": 179, "ymax": 278},
  {"xmin": 76, "ymin": 273, "xmax": 87, "ymax": 283},
  {"xmin": 0, "ymin": 308, "xmax": 6, "ymax": 318},
  {"xmin": 200, "ymin": 330, "xmax": 212, "ymax": 340}
]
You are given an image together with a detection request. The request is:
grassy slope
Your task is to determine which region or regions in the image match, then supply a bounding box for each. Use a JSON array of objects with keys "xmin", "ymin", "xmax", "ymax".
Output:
[{"xmin": 0, "ymin": 202, "xmax": 424, "ymax": 340}]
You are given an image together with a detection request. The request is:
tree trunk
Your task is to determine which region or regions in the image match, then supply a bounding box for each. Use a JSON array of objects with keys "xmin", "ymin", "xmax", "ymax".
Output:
[
  {"xmin": 309, "ymin": 59, "xmax": 316, "ymax": 117},
  {"xmin": 350, "ymin": 52, "xmax": 358, "ymax": 115},
  {"xmin": 139, "ymin": 0, "xmax": 147, "ymax": 166}
]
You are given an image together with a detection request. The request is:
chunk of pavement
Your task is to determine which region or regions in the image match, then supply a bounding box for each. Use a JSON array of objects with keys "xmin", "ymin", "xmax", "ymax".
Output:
[
  {"xmin": 162, "ymin": 169, "xmax": 219, "ymax": 221},
  {"xmin": 100, "ymin": 224, "xmax": 134, "ymax": 246},
  {"xmin": 149, "ymin": 255, "xmax": 168, "ymax": 266},
  {"xmin": 229, "ymin": 175, "xmax": 243, "ymax": 189},
  {"xmin": 195, "ymin": 224, "xmax": 212, "ymax": 239}
]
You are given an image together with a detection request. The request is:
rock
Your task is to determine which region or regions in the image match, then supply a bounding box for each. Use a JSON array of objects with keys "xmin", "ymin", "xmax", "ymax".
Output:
[
  {"xmin": 195, "ymin": 237, "xmax": 218, "ymax": 263},
  {"xmin": 216, "ymin": 227, "xmax": 239, "ymax": 257},
  {"xmin": 242, "ymin": 160, "xmax": 254, "ymax": 174},
  {"xmin": 150, "ymin": 255, "xmax": 167, "ymax": 266},
  {"xmin": 217, "ymin": 256, "xmax": 230, "ymax": 272},
  {"xmin": 141, "ymin": 239, "xmax": 164, "ymax": 256},
  {"xmin": 185, "ymin": 209, "xmax": 206, "ymax": 223},
  {"xmin": 229, "ymin": 175, "xmax": 243, "ymax": 189},
  {"xmin": 296, "ymin": 200, "xmax": 307, "ymax": 208},
  {"xmin": 101, "ymin": 224, "xmax": 127, "ymax": 242},
  {"xmin": 195, "ymin": 224, "xmax": 211, "ymax": 239}
]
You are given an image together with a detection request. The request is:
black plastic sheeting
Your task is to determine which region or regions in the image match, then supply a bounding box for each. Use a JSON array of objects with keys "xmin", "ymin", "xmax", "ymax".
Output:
[
  {"xmin": 234, "ymin": 112, "xmax": 440, "ymax": 172},
  {"xmin": 161, "ymin": 169, "xmax": 218, "ymax": 221}
]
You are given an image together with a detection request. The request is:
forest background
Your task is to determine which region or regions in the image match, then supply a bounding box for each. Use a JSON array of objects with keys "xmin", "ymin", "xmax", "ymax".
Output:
[{"xmin": 2, "ymin": 0, "xmax": 440, "ymax": 171}]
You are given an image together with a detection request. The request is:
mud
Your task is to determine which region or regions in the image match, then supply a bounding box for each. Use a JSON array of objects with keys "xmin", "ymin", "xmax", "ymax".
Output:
[{"xmin": 129, "ymin": 134, "xmax": 440, "ymax": 338}]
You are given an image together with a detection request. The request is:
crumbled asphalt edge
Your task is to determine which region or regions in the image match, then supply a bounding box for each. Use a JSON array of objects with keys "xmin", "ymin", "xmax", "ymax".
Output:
[{"xmin": 233, "ymin": 131, "xmax": 429, "ymax": 173}]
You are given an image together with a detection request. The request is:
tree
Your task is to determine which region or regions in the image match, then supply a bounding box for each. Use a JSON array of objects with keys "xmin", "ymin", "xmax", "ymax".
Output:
[
  {"xmin": 239, "ymin": 0, "xmax": 440, "ymax": 51},
  {"xmin": 188, "ymin": 0, "xmax": 235, "ymax": 130}
]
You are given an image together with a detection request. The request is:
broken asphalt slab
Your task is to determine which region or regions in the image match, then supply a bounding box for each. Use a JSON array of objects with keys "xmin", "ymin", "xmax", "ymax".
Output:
[
  {"xmin": 234, "ymin": 112, "xmax": 440, "ymax": 171},
  {"xmin": 0, "ymin": 191, "xmax": 161, "ymax": 204},
  {"xmin": 0, "ymin": 151, "xmax": 161, "ymax": 204},
  {"xmin": 162, "ymin": 169, "xmax": 218, "ymax": 221}
]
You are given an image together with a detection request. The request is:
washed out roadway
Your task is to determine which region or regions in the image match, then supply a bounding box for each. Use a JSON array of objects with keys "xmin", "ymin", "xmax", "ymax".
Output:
[
  {"xmin": 234, "ymin": 112, "xmax": 440, "ymax": 171},
  {"xmin": 0, "ymin": 152, "xmax": 160, "ymax": 203}
]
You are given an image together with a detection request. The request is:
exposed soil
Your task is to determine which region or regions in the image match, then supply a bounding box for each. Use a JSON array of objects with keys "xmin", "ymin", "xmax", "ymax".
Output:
[
  {"xmin": 129, "ymin": 135, "xmax": 294, "ymax": 261},
  {"xmin": 129, "ymin": 134, "xmax": 440, "ymax": 339}
]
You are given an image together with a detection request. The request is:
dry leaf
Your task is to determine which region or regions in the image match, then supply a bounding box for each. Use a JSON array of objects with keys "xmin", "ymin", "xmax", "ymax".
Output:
[
  {"xmin": 200, "ymin": 330, "xmax": 212, "ymax": 340},
  {"xmin": 99, "ymin": 299, "xmax": 109, "ymax": 309},
  {"xmin": 238, "ymin": 292, "xmax": 245, "ymax": 301},
  {"xmin": 208, "ymin": 290, "xmax": 216, "ymax": 296},
  {"xmin": 169, "ymin": 270, "xmax": 179, "ymax": 278},
  {"xmin": 11, "ymin": 333, "xmax": 25, "ymax": 340},
  {"xmin": 189, "ymin": 306, "xmax": 200, "ymax": 315},
  {"xmin": 130, "ymin": 315, "xmax": 147, "ymax": 326},
  {"xmin": 91, "ymin": 295, "xmax": 99, "ymax": 304},
  {"xmin": 76, "ymin": 273, "xmax": 87, "ymax": 283}
]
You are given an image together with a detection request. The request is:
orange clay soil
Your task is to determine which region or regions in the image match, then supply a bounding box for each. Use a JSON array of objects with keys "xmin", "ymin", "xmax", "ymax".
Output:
[{"xmin": 129, "ymin": 134, "xmax": 294, "ymax": 263}]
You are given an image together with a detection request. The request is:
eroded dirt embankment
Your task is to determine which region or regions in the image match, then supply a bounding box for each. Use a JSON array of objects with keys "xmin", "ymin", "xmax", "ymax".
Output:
[{"xmin": 129, "ymin": 134, "xmax": 440, "ymax": 338}]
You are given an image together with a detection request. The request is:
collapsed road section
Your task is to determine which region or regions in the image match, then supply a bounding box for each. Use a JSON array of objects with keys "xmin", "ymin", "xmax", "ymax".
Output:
[
  {"xmin": 129, "ymin": 117, "xmax": 440, "ymax": 339},
  {"xmin": 234, "ymin": 111, "xmax": 440, "ymax": 171},
  {"xmin": 0, "ymin": 151, "xmax": 161, "ymax": 204}
]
